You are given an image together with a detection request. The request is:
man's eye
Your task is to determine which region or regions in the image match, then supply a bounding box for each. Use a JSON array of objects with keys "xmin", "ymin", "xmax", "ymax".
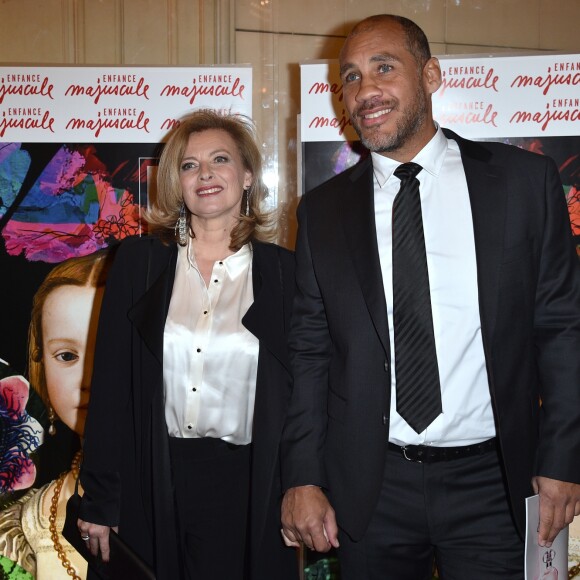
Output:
[
  {"xmin": 378, "ymin": 64, "xmax": 392, "ymax": 73},
  {"xmin": 344, "ymin": 72, "xmax": 359, "ymax": 83}
]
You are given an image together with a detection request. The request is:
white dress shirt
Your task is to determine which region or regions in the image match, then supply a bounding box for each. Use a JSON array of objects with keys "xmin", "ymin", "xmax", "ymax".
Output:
[
  {"xmin": 163, "ymin": 242, "xmax": 259, "ymax": 445},
  {"xmin": 372, "ymin": 126, "xmax": 496, "ymax": 446}
]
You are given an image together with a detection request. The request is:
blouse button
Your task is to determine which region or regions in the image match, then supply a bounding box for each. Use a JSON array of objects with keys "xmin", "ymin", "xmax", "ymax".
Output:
[
  {"xmin": 192, "ymin": 387, "xmax": 197, "ymax": 392},
  {"xmin": 187, "ymin": 425, "xmax": 192, "ymax": 430},
  {"xmin": 196, "ymin": 348, "xmax": 201, "ymax": 353},
  {"xmin": 214, "ymin": 279, "xmax": 219, "ymax": 283}
]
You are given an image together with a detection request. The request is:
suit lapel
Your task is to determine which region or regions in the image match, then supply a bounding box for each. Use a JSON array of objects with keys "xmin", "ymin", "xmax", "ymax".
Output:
[
  {"xmin": 127, "ymin": 243, "xmax": 177, "ymax": 364},
  {"xmin": 448, "ymin": 130, "xmax": 507, "ymax": 345},
  {"xmin": 340, "ymin": 157, "xmax": 391, "ymax": 357},
  {"xmin": 332, "ymin": 135, "xmax": 507, "ymax": 359},
  {"xmin": 242, "ymin": 242, "xmax": 289, "ymax": 371}
]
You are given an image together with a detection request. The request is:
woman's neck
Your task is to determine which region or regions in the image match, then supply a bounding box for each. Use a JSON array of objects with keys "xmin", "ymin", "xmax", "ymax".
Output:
[
  {"xmin": 191, "ymin": 215, "xmax": 235, "ymax": 252},
  {"xmin": 190, "ymin": 230, "xmax": 237, "ymax": 286}
]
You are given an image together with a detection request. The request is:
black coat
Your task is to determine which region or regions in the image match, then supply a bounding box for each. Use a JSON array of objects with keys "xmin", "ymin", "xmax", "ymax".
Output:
[
  {"xmin": 281, "ymin": 129, "xmax": 580, "ymax": 541},
  {"xmin": 80, "ymin": 236, "xmax": 298, "ymax": 579}
]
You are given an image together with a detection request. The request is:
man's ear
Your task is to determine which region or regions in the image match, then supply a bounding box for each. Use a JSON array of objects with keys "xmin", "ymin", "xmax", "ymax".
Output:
[{"xmin": 423, "ymin": 57, "xmax": 442, "ymax": 95}]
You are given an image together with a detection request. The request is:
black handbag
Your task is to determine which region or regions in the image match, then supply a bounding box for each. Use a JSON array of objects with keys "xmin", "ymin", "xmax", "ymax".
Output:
[{"xmin": 62, "ymin": 477, "xmax": 156, "ymax": 580}]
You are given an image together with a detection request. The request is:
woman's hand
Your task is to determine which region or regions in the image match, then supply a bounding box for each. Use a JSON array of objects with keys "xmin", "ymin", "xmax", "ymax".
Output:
[{"xmin": 77, "ymin": 518, "xmax": 119, "ymax": 562}]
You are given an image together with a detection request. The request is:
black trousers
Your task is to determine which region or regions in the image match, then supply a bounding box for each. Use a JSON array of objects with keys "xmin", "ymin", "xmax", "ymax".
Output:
[
  {"xmin": 338, "ymin": 445, "xmax": 524, "ymax": 580},
  {"xmin": 169, "ymin": 436, "xmax": 252, "ymax": 580}
]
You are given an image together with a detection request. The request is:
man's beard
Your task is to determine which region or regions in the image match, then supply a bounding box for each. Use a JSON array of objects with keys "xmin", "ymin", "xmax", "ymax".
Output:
[{"xmin": 351, "ymin": 87, "xmax": 428, "ymax": 154}]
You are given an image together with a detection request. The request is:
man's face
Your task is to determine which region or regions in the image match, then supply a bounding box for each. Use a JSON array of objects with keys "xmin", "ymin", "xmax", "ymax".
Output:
[{"xmin": 339, "ymin": 21, "xmax": 440, "ymax": 161}]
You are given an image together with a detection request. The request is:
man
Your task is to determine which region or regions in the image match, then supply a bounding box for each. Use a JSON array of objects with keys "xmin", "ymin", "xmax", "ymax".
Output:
[{"xmin": 280, "ymin": 14, "xmax": 580, "ymax": 579}]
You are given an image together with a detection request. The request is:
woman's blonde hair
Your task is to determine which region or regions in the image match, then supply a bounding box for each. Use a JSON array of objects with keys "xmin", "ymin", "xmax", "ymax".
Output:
[
  {"xmin": 146, "ymin": 109, "xmax": 273, "ymax": 250},
  {"xmin": 27, "ymin": 249, "xmax": 112, "ymax": 408}
]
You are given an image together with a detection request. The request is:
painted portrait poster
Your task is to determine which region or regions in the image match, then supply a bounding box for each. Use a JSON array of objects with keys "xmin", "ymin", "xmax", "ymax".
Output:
[{"xmin": 0, "ymin": 141, "xmax": 158, "ymax": 374}]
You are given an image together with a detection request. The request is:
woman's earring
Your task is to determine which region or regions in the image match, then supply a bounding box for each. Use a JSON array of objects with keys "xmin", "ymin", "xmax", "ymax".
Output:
[
  {"xmin": 244, "ymin": 187, "xmax": 250, "ymax": 216},
  {"xmin": 48, "ymin": 406, "xmax": 56, "ymax": 436},
  {"xmin": 175, "ymin": 203, "xmax": 188, "ymax": 246}
]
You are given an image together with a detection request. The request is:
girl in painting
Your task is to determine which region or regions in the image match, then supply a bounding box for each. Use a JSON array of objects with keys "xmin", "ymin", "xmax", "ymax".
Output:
[{"xmin": 0, "ymin": 249, "xmax": 112, "ymax": 579}]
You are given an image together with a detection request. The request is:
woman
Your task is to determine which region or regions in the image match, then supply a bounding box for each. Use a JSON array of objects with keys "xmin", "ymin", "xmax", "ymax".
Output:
[
  {"xmin": 77, "ymin": 109, "xmax": 298, "ymax": 580},
  {"xmin": 0, "ymin": 250, "xmax": 112, "ymax": 579}
]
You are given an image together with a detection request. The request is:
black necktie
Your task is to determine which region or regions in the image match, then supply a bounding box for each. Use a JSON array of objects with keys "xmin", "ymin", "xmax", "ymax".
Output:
[{"xmin": 392, "ymin": 162, "xmax": 442, "ymax": 433}]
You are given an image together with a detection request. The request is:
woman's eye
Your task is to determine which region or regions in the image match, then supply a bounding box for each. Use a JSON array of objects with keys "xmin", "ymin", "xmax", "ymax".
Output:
[
  {"xmin": 54, "ymin": 351, "xmax": 79, "ymax": 363},
  {"xmin": 181, "ymin": 162, "xmax": 197, "ymax": 171},
  {"xmin": 214, "ymin": 155, "xmax": 229, "ymax": 163}
]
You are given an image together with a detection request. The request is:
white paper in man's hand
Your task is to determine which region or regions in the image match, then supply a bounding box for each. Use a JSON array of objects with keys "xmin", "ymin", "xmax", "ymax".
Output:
[{"xmin": 525, "ymin": 494, "xmax": 569, "ymax": 579}]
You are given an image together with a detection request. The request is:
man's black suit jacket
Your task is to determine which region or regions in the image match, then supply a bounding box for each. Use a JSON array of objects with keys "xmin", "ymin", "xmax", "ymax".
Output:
[{"xmin": 281, "ymin": 129, "xmax": 580, "ymax": 541}]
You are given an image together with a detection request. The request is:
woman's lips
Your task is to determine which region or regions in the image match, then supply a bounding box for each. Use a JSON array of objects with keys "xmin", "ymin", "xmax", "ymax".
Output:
[{"xmin": 196, "ymin": 186, "xmax": 222, "ymax": 196}]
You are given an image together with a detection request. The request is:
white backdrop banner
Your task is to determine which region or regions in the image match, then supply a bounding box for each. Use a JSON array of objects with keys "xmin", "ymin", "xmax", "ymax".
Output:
[
  {"xmin": 0, "ymin": 66, "xmax": 252, "ymax": 142},
  {"xmin": 300, "ymin": 53, "xmax": 579, "ymax": 141}
]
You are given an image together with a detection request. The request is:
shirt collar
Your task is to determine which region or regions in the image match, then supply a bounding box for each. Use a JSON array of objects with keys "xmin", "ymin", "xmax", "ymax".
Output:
[
  {"xmin": 370, "ymin": 123, "xmax": 448, "ymax": 187},
  {"xmin": 180, "ymin": 241, "xmax": 253, "ymax": 278}
]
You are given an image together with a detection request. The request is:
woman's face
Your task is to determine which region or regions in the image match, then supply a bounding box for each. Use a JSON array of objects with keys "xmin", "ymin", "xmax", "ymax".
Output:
[
  {"xmin": 41, "ymin": 284, "xmax": 100, "ymax": 436},
  {"xmin": 179, "ymin": 128, "xmax": 253, "ymax": 226}
]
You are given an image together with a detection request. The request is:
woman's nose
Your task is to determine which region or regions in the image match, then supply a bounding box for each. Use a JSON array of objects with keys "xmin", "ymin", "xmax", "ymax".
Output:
[{"xmin": 199, "ymin": 161, "xmax": 213, "ymax": 180}]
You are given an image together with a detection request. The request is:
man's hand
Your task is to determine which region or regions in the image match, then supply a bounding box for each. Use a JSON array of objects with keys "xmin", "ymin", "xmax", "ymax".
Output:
[
  {"xmin": 281, "ymin": 485, "xmax": 339, "ymax": 552},
  {"xmin": 532, "ymin": 476, "xmax": 580, "ymax": 547}
]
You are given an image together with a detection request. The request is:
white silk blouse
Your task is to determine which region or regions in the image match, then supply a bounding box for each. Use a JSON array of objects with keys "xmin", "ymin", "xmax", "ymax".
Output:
[{"xmin": 163, "ymin": 242, "xmax": 259, "ymax": 445}]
